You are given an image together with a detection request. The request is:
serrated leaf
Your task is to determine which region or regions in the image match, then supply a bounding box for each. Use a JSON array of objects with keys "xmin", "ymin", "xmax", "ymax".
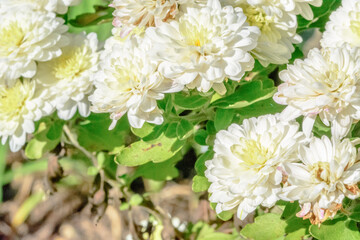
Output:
[
  {"xmin": 174, "ymin": 93, "xmax": 209, "ymax": 110},
  {"xmin": 115, "ymin": 134, "xmax": 184, "ymax": 166},
  {"xmin": 309, "ymin": 218, "xmax": 360, "ymax": 240},
  {"xmin": 176, "ymin": 119, "xmax": 194, "ymax": 140},
  {"xmin": 192, "ymin": 175, "xmax": 210, "ymax": 192},
  {"xmin": 241, "ymin": 214, "xmax": 287, "ymax": 240}
]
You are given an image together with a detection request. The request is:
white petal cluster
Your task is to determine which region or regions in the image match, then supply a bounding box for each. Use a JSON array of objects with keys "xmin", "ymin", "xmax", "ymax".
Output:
[
  {"xmin": 0, "ymin": 0, "xmax": 82, "ymax": 14},
  {"xmin": 205, "ymin": 114, "xmax": 305, "ymax": 220},
  {"xmin": 146, "ymin": 0, "xmax": 260, "ymax": 94},
  {"xmin": 274, "ymin": 46, "xmax": 360, "ymax": 138},
  {"xmin": 89, "ymin": 35, "xmax": 183, "ymax": 129},
  {"xmin": 111, "ymin": 0, "xmax": 183, "ymax": 37},
  {"xmin": 0, "ymin": 79, "xmax": 53, "ymax": 152},
  {"xmin": 0, "ymin": 9, "xmax": 68, "ymax": 85},
  {"xmin": 272, "ymin": 0, "xmax": 322, "ymax": 20},
  {"xmin": 281, "ymin": 136, "xmax": 360, "ymax": 225},
  {"xmin": 222, "ymin": 0, "xmax": 322, "ymax": 20},
  {"xmin": 34, "ymin": 32, "xmax": 99, "ymax": 120},
  {"xmin": 222, "ymin": 0, "xmax": 302, "ymax": 66},
  {"xmin": 321, "ymin": 0, "xmax": 360, "ymax": 49}
]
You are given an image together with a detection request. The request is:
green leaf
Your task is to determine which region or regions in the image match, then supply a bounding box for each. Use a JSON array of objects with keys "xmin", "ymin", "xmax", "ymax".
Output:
[
  {"xmin": 349, "ymin": 205, "xmax": 360, "ymax": 222},
  {"xmin": 309, "ymin": 218, "xmax": 360, "ymax": 240},
  {"xmin": 284, "ymin": 216, "xmax": 310, "ymax": 240},
  {"xmin": 115, "ymin": 134, "xmax": 183, "ymax": 166},
  {"xmin": 211, "ymin": 79, "xmax": 276, "ymax": 109},
  {"xmin": 312, "ymin": 117, "xmax": 331, "ymax": 138},
  {"xmin": 87, "ymin": 166, "xmax": 98, "ymax": 176},
  {"xmin": 192, "ymin": 175, "xmax": 210, "ymax": 192},
  {"xmin": 241, "ymin": 214, "xmax": 287, "ymax": 240},
  {"xmin": 194, "ymin": 222, "xmax": 240, "ymax": 240},
  {"xmin": 297, "ymin": 0, "xmax": 342, "ymax": 32},
  {"xmin": 131, "ymin": 153, "xmax": 181, "ymax": 181},
  {"xmin": 164, "ymin": 122, "xmax": 178, "ymax": 138},
  {"xmin": 129, "ymin": 194, "xmax": 143, "ymax": 206},
  {"xmin": 237, "ymin": 98, "xmax": 286, "ymax": 118},
  {"xmin": 281, "ymin": 202, "xmax": 300, "ymax": 220},
  {"xmin": 174, "ymin": 92, "xmax": 209, "ymax": 110},
  {"xmin": 46, "ymin": 120, "xmax": 64, "ymax": 140},
  {"xmin": 76, "ymin": 113, "xmax": 129, "ymax": 152},
  {"xmin": 194, "ymin": 129, "xmax": 208, "ymax": 145},
  {"xmin": 69, "ymin": 5, "xmax": 113, "ymax": 27},
  {"xmin": 25, "ymin": 121, "xmax": 61, "ymax": 159},
  {"xmin": 131, "ymin": 122, "xmax": 155, "ymax": 138},
  {"xmin": 195, "ymin": 150, "xmax": 214, "ymax": 176},
  {"xmin": 217, "ymin": 211, "xmax": 234, "ymax": 221},
  {"xmin": 206, "ymin": 121, "xmax": 217, "ymax": 135},
  {"xmin": 0, "ymin": 144, "xmax": 7, "ymax": 203},
  {"xmin": 142, "ymin": 123, "xmax": 168, "ymax": 141},
  {"xmin": 67, "ymin": 0, "xmax": 113, "ymax": 41},
  {"xmin": 214, "ymin": 108, "xmax": 235, "ymax": 131},
  {"xmin": 176, "ymin": 119, "xmax": 194, "ymax": 140}
]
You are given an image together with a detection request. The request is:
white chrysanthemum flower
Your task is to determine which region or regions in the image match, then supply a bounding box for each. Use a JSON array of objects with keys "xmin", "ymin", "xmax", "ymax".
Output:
[
  {"xmin": 0, "ymin": 9, "xmax": 68, "ymax": 85},
  {"xmin": 281, "ymin": 136, "xmax": 360, "ymax": 225},
  {"xmin": 275, "ymin": 0, "xmax": 322, "ymax": 20},
  {"xmin": 89, "ymin": 35, "xmax": 183, "ymax": 129},
  {"xmin": 0, "ymin": 79, "xmax": 54, "ymax": 152},
  {"xmin": 205, "ymin": 114, "xmax": 305, "ymax": 220},
  {"xmin": 222, "ymin": 0, "xmax": 302, "ymax": 66},
  {"xmin": 34, "ymin": 32, "xmax": 99, "ymax": 120},
  {"xmin": 0, "ymin": 0, "xmax": 82, "ymax": 14},
  {"xmin": 111, "ymin": 0, "xmax": 184, "ymax": 37},
  {"xmin": 222, "ymin": 0, "xmax": 322, "ymax": 20},
  {"xmin": 274, "ymin": 46, "xmax": 360, "ymax": 139},
  {"xmin": 321, "ymin": 0, "xmax": 360, "ymax": 49},
  {"xmin": 146, "ymin": 0, "xmax": 259, "ymax": 94}
]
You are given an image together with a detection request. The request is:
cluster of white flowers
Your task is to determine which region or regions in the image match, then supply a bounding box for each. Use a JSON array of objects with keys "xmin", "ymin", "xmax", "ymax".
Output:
[
  {"xmin": 93, "ymin": 0, "xmax": 323, "ymax": 130},
  {"xmin": 0, "ymin": 0, "xmax": 101, "ymax": 152},
  {"xmin": 0, "ymin": 0, "xmax": 357, "ymax": 227},
  {"xmin": 205, "ymin": 114, "xmax": 305, "ymax": 220},
  {"xmin": 205, "ymin": 0, "xmax": 360, "ymax": 226}
]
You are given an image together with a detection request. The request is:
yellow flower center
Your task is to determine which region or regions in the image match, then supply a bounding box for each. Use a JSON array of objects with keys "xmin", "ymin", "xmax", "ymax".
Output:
[
  {"xmin": 0, "ymin": 80, "xmax": 33, "ymax": 120},
  {"xmin": 231, "ymin": 138, "xmax": 272, "ymax": 168},
  {"xmin": 52, "ymin": 46, "xmax": 92, "ymax": 80},
  {"xmin": 243, "ymin": 5, "xmax": 273, "ymax": 32},
  {"xmin": 310, "ymin": 162, "xmax": 331, "ymax": 184},
  {"xmin": 179, "ymin": 19, "xmax": 210, "ymax": 47},
  {"xmin": 0, "ymin": 22, "xmax": 26, "ymax": 57}
]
